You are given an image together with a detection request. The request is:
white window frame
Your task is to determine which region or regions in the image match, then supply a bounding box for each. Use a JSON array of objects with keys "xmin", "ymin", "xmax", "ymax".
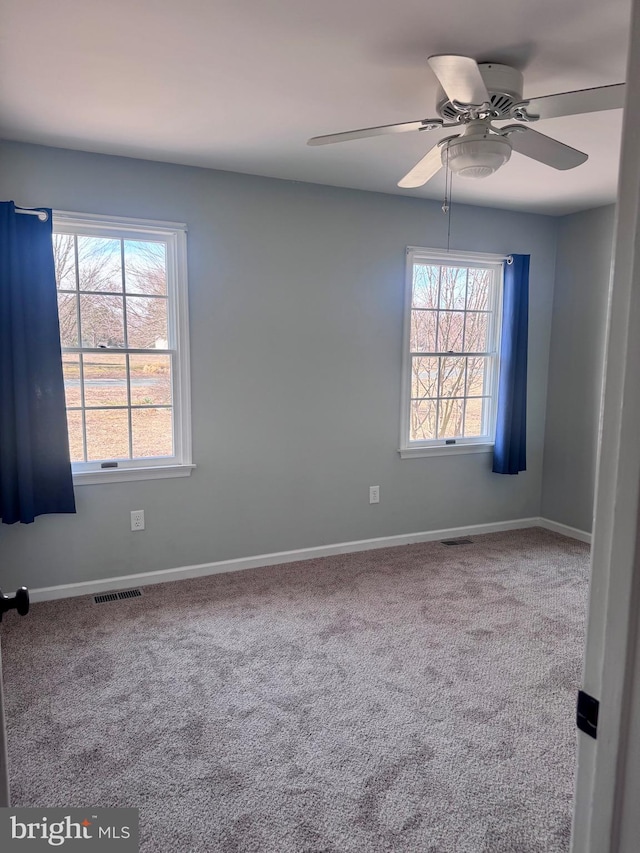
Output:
[
  {"xmin": 53, "ymin": 211, "xmax": 194, "ymax": 485},
  {"xmin": 399, "ymin": 247, "xmax": 504, "ymax": 459}
]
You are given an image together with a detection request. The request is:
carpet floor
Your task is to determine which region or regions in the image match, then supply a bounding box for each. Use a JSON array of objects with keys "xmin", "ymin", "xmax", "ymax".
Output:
[{"xmin": 0, "ymin": 528, "xmax": 589, "ymax": 852}]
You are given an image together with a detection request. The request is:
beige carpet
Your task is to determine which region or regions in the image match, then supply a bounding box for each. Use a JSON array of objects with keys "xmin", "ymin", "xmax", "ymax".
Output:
[{"xmin": 0, "ymin": 527, "xmax": 589, "ymax": 852}]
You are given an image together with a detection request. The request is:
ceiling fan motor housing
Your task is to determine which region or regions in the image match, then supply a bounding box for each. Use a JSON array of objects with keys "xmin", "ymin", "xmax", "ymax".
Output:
[{"xmin": 436, "ymin": 62, "xmax": 524, "ymax": 120}]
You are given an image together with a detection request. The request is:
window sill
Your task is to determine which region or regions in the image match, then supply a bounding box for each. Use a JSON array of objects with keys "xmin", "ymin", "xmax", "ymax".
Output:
[
  {"xmin": 73, "ymin": 464, "xmax": 196, "ymax": 486},
  {"xmin": 399, "ymin": 444, "xmax": 493, "ymax": 459}
]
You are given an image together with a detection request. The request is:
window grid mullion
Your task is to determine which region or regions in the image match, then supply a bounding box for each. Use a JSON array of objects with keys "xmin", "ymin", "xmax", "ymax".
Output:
[
  {"xmin": 65, "ymin": 405, "xmax": 172, "ymax": 411},
  {"xmin": 409, "ymin": 395, "xmax": 490, "ymax": 402},
  {"xmin": 410, "ymin": 351, "xmax": 493, "ymax": 358},
  {"xmin": 435, "ymin": 352, "xmax": 441, "ymax": 439},
  {"xmin": 125, "ymin": 353, "xmax": 133, "ymax": 460},
  {"xmin": 461, "ymin": 268, "xmax": 468, "ymax": 354},
  {"xmin": 119, "ymin": 240, "xmax": 134, "ymax": 460},
  {"xmin": 462, "ymin": 358, "xmax": 468, "ymax": 436},
  {"xmin": 434, "ymin": 266, "xmax": 442, "ymax": 353},
  {"xmin": 464, "ymin": 267, "xmax": 470, "ymax": 312},
  {"xmin": 73, "ymin": 235, "xmax": 89, "ymax": 463},
  {"xmin": 78, "ymin": 354, "xmax": 88, "ymax": 463},
  {"xmin": 58, "ymin": 288, "xmax": 167, "ymax": 300},
  {"xmin": 411, "ymin": 307, "xmax": 491, "ymax": 314},
  {"xmin": 62, "ymin": 346, "xmax": 174, "ymax": 356},
  {"xmin": 120, "ymin": 239, "xmax": 129, "ymax": 349}
]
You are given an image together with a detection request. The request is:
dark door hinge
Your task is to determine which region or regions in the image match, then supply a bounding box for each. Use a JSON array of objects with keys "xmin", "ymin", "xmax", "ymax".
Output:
[{"xmin": 577, "ymin": 690, "xmax": 599, "ymax": 739}]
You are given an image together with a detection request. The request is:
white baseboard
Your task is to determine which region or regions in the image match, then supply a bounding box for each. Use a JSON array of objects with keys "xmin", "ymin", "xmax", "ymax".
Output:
[
  {"xmin": 537, "ymin": 517, "xmax": 592, "ymax": 544},
  {"xmin": 29, "ymin": 515, "xmax": 590, "ymax": 603}
]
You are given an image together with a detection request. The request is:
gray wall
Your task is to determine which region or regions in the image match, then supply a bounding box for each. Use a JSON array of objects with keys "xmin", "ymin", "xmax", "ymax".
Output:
[
  {"xmin": 541, "ymin": 205, "xmax": 616, "ymax": 533},
  {"xmin": 0, "ymin": 141, "xmax": 558, "ymax": 591}
]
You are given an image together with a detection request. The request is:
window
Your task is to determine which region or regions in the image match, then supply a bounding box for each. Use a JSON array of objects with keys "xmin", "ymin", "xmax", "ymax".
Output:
[
  {"xmin": 400, "ymin": 248, "xmax": 503, "ymax": 458},
  {"xmin": 53, "ymin": 212, "xmax": 192, "ymax": 483}
]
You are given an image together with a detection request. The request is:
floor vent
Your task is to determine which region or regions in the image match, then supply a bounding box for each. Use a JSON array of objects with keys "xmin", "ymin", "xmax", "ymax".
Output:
[
  {"xmin": 440, "ymin": 538, "xmax": 474, "ymax": 546},
  {"xmin": 118, "ymin": 588, "xmax": 143, "ymax": 600},
  {"xmin": 94, "ymin": 589, "xmax": 143, "ymax": 604},
  {"xmin": 94, "ymin": 592, "xmax": 119, "ymax": 604}
]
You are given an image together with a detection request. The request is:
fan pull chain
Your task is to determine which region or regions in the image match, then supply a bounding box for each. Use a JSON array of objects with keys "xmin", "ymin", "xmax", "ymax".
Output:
[
  {"xmin": 442, "ymin": 147, "xmax": 450, "ymax": 215},
  {"xmin": 442, "ymin": 146, "xmax": 453, "ymax": 252}
]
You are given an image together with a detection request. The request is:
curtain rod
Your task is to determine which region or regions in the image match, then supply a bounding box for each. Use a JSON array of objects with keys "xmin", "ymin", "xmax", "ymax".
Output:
[{"xmin": 15, "ymin": 207, "xmax": 49, "ymax": 222}]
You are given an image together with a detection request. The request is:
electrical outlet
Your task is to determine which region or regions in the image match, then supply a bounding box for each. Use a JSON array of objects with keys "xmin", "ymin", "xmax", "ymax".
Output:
[
  {"xmin": 369, "ymin": 486, "xmax": 380, "ymax": 504},
  {"xmin": 131, "ymin": 510, "xmax": 145, "ymax": 531}
]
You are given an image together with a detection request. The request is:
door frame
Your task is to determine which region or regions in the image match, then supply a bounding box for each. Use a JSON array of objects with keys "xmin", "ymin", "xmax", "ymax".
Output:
[{"xmin": 572, "ymin": 1, "xmax": 640, "ymax": 849}]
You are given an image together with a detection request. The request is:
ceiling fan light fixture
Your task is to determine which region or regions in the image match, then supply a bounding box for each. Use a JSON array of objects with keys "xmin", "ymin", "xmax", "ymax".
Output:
[{"xmin": 443, "ymin": 134, "xmax": 512, "ymax": 178}]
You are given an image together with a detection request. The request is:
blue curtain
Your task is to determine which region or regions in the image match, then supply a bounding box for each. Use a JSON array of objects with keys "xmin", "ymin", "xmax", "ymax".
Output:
[
  {"xmin": 0, "ymin": 201, "xmax": 76, "ymax": 523},
  {"xmin": 492, "ymin": 254, "xmax": 529, "ymax": 475}
]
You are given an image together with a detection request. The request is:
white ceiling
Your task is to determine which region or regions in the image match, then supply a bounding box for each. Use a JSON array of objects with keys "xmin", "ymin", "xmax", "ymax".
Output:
[{"xmin": 0, "ymin": 0, "xmax": 631, "ymax": 215}]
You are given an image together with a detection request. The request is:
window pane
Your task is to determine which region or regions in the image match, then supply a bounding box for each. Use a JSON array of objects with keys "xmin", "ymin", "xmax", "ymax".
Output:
[
  {"xmin": 410, "ymin": 400, "xmax": 437, "ymax": 441},
  {"xmin": 130, "ymin": 354, "xmax": 172, "ymax": 405},
  {"xmin": 411, "ymin": 356, "xmax": 438, "ymax": 399},
  {"xmin": 439, "ymin": 267, "xmax": 467, "ymax": 310},
  {"xmin": 85, "ymin": 409, "xmax": 130, "ymax": 461},
  {"xmin": 437, "ymin": 311, "xmax": 464, "ymax": 352},
  {"xmin": 124, "ymin": 241, "xmax": 167, "ymax": 296},
  {"xmin": 466, "ymin": 268, "xmax": 491, "ymax": 310},
  {"xmin": 83, "ymin": 353, "xmax": 128, "ymax": 407},
  {"xmin": 438, "ymin": 399, "xmax": 464, "ymax": 439},
  {"xmin": 464, "ymin": 312, "xmax": 489, "ymax": 352},
  {"xmin": 77, "ymin": 236, "xmax": 122, "ymax": 292},
  {"xmin": 131, "ymin": 408, "xmax": 173, "ymax": 457},
  {"xmin": 126, "ymin": 296, "xmax": 168, "ymax": 349},
  {"xmin": 410, "ymin": 310, "xmax": 437, "ymax": 352},
  {"xmin": 66, "ymin": 410, "xmax": 84, "ymax": 462},
  {"xmin": 464, "ymin": 398, "xmax": 488, "ymax": 437},
  {"xmin": 439, "ymin": 357, "xmax": 466, "ymax": 398},
  {"xmin": 53, "ymin": 234, "xmax": 76, "ymax": 290},
  {"xmin": 62, "ymin": 354, "xmax": 81, "ymax": 407},
  {"xmin": 412, "ymin": 264, "xmax": 439, "ymax": 309},
  {"xmin": 57, "ymin": 293, "xmax": 78, "ymax": 347},
  {"xmin": 466, "ymin": 357, "xmax": 488, "ymax": 397},
  {"xmin": 80, "ymin": 294, "xmax": 125, "ymax": 348},
  {"xmin": 406, "ymin": 258, "xmax": 498, "ymax": 447}
]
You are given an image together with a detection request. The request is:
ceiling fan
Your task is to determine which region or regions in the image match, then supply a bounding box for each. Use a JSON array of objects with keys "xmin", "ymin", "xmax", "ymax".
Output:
[{"xmin": 307, "ymin": 55, "xmax": 625, "ymax": 188}]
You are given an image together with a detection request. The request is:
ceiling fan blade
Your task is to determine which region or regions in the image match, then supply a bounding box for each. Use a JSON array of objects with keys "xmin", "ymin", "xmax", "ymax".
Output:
[
  {"xmin": 397, "ymin": 144, "xmax": 444, "ymax": 188},
  {"xmin": 427, "ymin": 54, "xmax": 490, "ymax": 105},
  {"xmin": 504, "ymin": 125, "xmax": 588, "ymax": 170},
  {"xmin": 524, "ymin": 83, "xmax": 625, "ymax": 121},
  {"xmin": 307, "ymin": 118, "xmax": 442, "ymax": 146}
]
